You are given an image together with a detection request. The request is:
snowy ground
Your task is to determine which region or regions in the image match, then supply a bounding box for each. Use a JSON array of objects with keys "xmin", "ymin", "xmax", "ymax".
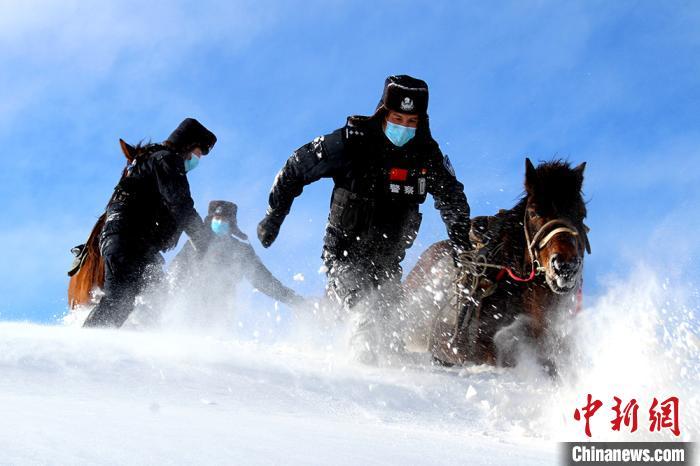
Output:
[
  {"xmin": 0, "ymin": 268, "xmax": 697, "ymax": 465},
  {"xmin": 0, "ymin": 323, "xmax": 557, "ymax": 465}
]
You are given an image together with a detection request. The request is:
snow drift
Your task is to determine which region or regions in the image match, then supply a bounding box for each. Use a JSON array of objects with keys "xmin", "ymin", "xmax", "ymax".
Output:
[{"xmin": 0, "ymin": 267, "xmax": 697, "ymax": 465}]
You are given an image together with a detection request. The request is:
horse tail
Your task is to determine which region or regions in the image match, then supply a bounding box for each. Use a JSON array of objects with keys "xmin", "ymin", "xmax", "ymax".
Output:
[
  {"xmin": 401, "ymin": 240, "xmax": 455, "ymax": 354},
  {"xmin": 68, "ymin": 214, "xmax": 106, "ymax": 309}
]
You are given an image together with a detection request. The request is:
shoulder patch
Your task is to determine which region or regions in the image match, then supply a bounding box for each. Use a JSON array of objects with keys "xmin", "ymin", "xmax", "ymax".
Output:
[
  {"xmin": 344, "ymin": 126, "xmax": 366, "ymax": 140},
  {"xmin": 443, "ymin": 155, "xmax": 456, "ymax": 177}
]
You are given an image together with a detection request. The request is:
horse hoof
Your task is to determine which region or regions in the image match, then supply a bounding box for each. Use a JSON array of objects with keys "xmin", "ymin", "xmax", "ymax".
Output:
[{"xmin": 431, "ymin": 355, "xmax": 454, "ymax": 367}]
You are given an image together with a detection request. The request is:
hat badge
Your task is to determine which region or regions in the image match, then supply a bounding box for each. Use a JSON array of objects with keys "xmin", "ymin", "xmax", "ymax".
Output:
[{"xmin": 400, "ymin": 97, "xmax": 415, "ymax": 112}]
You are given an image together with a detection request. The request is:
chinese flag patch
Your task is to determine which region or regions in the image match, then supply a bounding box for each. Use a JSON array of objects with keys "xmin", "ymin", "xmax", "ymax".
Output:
[{"xmin": 389, "ymin": 168, "xmax": 408, "ymax": 181}]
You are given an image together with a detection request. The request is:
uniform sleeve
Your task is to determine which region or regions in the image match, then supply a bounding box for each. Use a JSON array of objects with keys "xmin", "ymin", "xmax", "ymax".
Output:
[
  {"xmin": 153, "ymin": 151, "xmax": 207, "ymax": 250},
  {"xmin": 266, "ymin": 129, "xmax": 347, "ymax": 219},
  {"xmin": 427, "ymin": 145, "xmax": 472, "ymax": 252},
  {"xmin": 168, "ymin": 240, "xmax": 197, "ymax": 287},
  {"xmin": 241, "ymin": 244, "xmax": 299, "ymax": 305}
]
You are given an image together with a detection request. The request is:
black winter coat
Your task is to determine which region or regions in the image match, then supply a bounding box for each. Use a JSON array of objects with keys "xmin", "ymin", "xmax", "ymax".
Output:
[
  {"xmin": 102, "ymin": 145, "xmax": 207, "ymax": 253},
  {"xmin": 266, "ymin": 116, "xmax": 471, "ymax": 268},
  {"xmin": 170, "ymin": 235, "xmax": 299, "ymax": 307}
]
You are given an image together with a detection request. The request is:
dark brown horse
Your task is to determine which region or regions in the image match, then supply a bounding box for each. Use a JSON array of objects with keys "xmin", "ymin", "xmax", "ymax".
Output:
[
  {"xmin": 67, "ymin": 139, "xmax": 141, "ymax": 309},
  {"xmin": 404, "ymin": 158, "xmax": 589, "ymax": 373}
]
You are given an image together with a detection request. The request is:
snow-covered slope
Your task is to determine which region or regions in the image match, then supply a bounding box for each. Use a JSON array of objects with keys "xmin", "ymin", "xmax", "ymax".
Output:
[
  {"xmin": 0, "ymin": 323, "xmax": 556, "ymax": 465},
  {"xmin": 0, "ymin": 268, "xmax": 697, "ymax": 465}
]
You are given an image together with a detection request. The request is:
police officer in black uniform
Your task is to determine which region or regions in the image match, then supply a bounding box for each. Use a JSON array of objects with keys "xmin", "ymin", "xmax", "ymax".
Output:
[
  {"xmin": 169, "ymin": 200, "xmax": 304, "ymax": 321},
  {"xmin": 257, "ymin": 75, "xmax": 472, "ymax": 363},
  {"xmin": 83, "ymin": 118, "xmax": 217, "ymax": 328}
]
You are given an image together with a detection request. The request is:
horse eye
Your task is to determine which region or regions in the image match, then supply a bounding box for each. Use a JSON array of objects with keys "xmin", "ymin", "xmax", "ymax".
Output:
[{"xmin": 528, "ymin": 210, "xmax": 539, "ymax": 219}]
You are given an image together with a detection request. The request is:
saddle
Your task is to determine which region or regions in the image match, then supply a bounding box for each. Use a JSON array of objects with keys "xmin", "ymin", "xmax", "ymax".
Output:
[
  {"xmin": 67, "ymin": 244, "xmax": 88, "ymax": 277},
  {"xmin": 445, "ymin": 211, "xmax": 509, "ymax": 359}
]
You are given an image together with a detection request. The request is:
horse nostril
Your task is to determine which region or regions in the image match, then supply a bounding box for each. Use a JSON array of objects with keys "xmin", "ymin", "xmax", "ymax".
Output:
[
  {"xmin": 550, "ymin": 254, "xmax": 581, "ymax": 278},
  {"xmin": 550, "ymin": 254, "xmax": 563, "ymax": 271}
]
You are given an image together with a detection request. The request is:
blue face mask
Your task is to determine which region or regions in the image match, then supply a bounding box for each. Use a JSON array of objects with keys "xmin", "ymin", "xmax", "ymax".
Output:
[
  {"xmin": 384, "ymin": 121, "xmax": 416, "ymax": 147},
  {"xmin": 211, "ymin": 218, "xmax": 231, "ymax": 236},
  {"xmin": 184, "ymin": 154, "xmax": 200, "ymax": 173}
]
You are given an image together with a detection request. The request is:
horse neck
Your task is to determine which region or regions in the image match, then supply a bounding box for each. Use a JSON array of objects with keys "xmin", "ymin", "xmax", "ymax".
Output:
[
  {"xmin": 500, "ymin": 200, "xmax": 530, "ymax": 274},
  {"xmin": 135, "ymin": 143, "xmax": 166, "ymax": 160}
]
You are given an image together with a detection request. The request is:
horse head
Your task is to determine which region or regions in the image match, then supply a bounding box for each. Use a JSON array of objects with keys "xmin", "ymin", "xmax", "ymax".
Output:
[{"xmin": 524, "ymin": 158, "xmax": 589, "ymax": 294}]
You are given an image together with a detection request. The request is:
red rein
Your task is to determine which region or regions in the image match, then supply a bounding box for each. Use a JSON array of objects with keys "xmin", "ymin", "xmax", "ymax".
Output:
[
  {"xmin": 495, "ymin": 266, "xmax": 537, "ymax": 283},
  {"xmin": 494, "ymin": 266, "xmax": 584, "ymax": 315}
]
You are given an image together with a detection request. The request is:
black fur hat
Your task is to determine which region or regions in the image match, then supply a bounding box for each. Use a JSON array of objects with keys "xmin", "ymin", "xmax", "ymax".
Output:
[
  {"xmin": 378, "ymin": 75, "xmax": 429, "ymax": 116},
  {"xmin": 207, "ymin": 200, "xmax": 248, "ymax": 240},
  {"xmin": 165, "ymin": 118, "xmax": 217, "ymax": 155}
]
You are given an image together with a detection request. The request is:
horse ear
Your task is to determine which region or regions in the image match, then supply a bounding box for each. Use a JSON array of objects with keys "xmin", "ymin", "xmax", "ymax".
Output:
[
  {"xmin": 525, "ymin": 157, "xmax": 537, "ymax": 193},
  {"xmin": 119, "ymin": 138, "xmax": 135, "ymax": 164}
]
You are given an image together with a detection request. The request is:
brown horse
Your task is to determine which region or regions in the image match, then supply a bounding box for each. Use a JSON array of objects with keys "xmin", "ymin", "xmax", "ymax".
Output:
[
  {"xmin": 403, "ymin": 158, "xmax": 589, "ymax": 373},
  {"xmin": 67, "ymin": 139, "xmax": 140, "ymax": 309}
]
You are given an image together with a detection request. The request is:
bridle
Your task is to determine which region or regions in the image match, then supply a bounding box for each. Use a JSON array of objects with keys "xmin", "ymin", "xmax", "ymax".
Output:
[
  {"xmin": 448, "ymin": 214, "xmax": 590, "ymax": 351},
  {"xmin": 458, "ymin": 214, "xmax": 590, "ymax": 284}
]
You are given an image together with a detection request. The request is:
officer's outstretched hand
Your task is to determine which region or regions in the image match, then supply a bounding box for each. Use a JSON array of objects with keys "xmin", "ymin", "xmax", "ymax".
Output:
[
  {"xmin": 287, "ymin": 294, "xmax": 308, "ymax": 310},
  {"xmin": 450, "ymin": 239, "xmax": 474, "ymax": 270},
  {"xmin": 257, "ymin": 213, "xmax": 284, "ymax": 248}
]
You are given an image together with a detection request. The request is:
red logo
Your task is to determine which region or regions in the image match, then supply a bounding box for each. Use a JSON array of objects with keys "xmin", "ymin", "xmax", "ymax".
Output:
[
  {"xmin": 574, "ymin": 394, "xmax": 603, "ymax": 437},
  {"xmin": 649, "ymin": 397, "xmax": 681, "ymax": 437},
  {"xmin": 611, "ymin": 397, "xmax": 639, "ymax": 433},
  {"xmin": 573, "ymin": 395, "xmax": 681, "ymax": 438},
  {"xmin": 389, "ymin": 168, "xmax": 408, "ymax": 181}
]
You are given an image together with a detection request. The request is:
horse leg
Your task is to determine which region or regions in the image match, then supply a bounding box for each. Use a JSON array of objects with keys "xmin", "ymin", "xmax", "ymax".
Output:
[
  {"xmin": 492, "ymin": 315, "xmax": 535, "ymax": 367},
  {"xmin": 535, "ymin": 314, "xmax": 575, "ymax": 378},
  {"xmin": 428, "ymin": 317, "xmax": 459, "ymax": 366}
]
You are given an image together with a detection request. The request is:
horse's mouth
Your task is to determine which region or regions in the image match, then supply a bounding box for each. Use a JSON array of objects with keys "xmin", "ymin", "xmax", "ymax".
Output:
[{"xmin": 545, "ymin": 273, "xmax": 579, "ymax": 294}]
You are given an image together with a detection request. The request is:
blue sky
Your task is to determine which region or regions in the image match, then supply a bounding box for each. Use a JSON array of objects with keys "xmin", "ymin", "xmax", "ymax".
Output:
[{"xmin": 0, "ymin": 0, "xmax": 698, "ymax": 322}]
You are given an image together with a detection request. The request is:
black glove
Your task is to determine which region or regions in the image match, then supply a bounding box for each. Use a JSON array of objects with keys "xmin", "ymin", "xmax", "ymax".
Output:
[{"xmin": 257, "ymin": 213, "xmax": 284, "ymax": 248}]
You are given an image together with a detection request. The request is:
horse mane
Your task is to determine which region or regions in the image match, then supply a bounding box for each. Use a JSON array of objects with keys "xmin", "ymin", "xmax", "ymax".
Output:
[{"xmin": 525, "ymin": 159, "xmax": 587, "ymax": 218}]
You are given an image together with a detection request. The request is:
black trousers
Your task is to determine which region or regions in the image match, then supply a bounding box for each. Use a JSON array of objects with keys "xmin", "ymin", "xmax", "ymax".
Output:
[{"xmin": 83, "ymin": 235, "xmax": 161, "ymax": 328}]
